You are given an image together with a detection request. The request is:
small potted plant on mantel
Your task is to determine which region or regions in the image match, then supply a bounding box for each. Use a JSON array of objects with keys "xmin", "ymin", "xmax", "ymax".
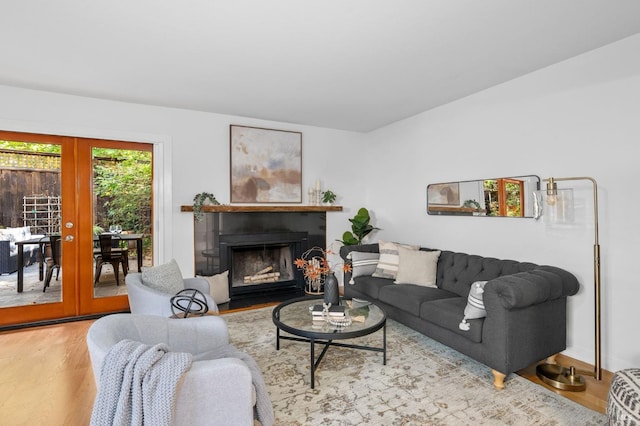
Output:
[
  {"xmin": 321, "ymin": 190, "xmax": 337, "ymax": 205},
  {"xmin": 193, "ymin": 192, "xmax": 220, "ymax": 222}
]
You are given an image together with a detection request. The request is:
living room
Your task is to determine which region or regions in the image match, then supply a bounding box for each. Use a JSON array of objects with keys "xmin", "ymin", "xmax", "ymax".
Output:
[{"xmin": 1, "ymin": 1, "xmax": 639, "ymax": 424}]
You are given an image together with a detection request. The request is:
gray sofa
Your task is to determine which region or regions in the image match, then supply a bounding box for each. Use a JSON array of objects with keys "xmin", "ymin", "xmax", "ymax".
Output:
[{"xmin": 340, "ymin": 243, "xmax": 579, "ymax": 389}]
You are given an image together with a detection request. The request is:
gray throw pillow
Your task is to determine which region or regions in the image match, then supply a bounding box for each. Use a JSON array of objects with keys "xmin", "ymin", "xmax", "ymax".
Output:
[
  {"xmin": 347, "ymin": 251, "xmax": 380, "ymax": 284},
  {"xmin": 141, "ymin": 259, "xmax": 184, "ymax": 295},
  {"xmin": 459, "ymin": 280, "xmax": 488, "ymax": 331}
]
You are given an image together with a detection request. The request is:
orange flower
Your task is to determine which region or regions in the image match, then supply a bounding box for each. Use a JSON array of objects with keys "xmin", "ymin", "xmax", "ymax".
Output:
[{"xmin": 295, "ymin": 245, "xmax": 346, "ymax": 283}]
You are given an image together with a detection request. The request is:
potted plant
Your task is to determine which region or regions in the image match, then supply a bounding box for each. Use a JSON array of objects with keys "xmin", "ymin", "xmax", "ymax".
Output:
[
  {"xmin": 339, "ymin": 207, "xmax": 380, "ymax": 246},
  {"xmin": 462, "ymin": 199, "xmax": 481, "ymax": 211},
  {"xmin": 321, "ymin": 190, "xmax": 337, "ymax": 205},
  {"xmin": 193, "ymin": 192, "xmax": 220, "ymax": 222}
]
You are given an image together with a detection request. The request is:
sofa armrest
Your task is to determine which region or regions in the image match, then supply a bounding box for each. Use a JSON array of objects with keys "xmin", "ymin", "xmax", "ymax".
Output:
[
  {"xmin": 484, "ymin": 266, "xmax": 579, "ymax": 310},
  {"xmin": 183, "ymin": 277, "xmax": 218, "ymax": 312},
  {"xmin": 339, "ymin": 243, "xmax": 380, "ymax": 262},
  {"xmin": 175, "ymin": 358, "xmax": 254, "ymax": 425}
]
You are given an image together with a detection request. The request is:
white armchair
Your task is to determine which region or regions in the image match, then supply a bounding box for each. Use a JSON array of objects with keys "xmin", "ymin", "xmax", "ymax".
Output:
[
  {"xmin": 126, "ymin": 272, "xmax": 218, "ymax": 317},
  {"xmin": 86, "ymin": 313, "xmax": 255, "ymax": 426}
]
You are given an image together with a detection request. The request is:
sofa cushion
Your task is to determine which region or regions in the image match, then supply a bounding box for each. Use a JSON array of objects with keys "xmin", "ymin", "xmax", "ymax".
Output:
[
  {"xmin": 394, "ymin": 247, "xmax": 441, "ymax": 287},
  {"xmin": 372, "ymin": 240, "xmax": 419, "ymax": 280},
  {"xmin": 421, "ymin": 298, "xmax": 484, "ymax": 343},
  {"xmin": 378, "ymin": 283, "xmax": 457, "ymax": 317},
  {"xmin": 347, "ymin": 251, "xmax": 380, "ymax": 284},
  {"xmin": 0, "ymin": 228, "xmax": 18, "ymax": 251},
  {"xmin": 141, "ymin": 259, "xmax": 184, "ymax": 295},
  {"xmin": 348, "ymin": 276, "xmax": 394, "ymax": 300}
]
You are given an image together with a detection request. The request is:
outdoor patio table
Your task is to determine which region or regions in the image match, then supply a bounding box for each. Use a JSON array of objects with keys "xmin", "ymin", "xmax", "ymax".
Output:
[{"xmin": 14, "ymin": 233, "xmax": 144, "ymax": 293}]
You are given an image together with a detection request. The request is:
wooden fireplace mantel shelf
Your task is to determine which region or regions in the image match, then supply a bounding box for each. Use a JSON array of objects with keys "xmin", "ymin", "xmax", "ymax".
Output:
[{"xmin": 181, "ymin": 205, "xmax": 343, "ymax": 213}]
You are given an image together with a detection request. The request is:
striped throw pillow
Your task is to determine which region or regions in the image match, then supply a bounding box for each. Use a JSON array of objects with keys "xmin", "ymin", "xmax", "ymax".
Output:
[
  {"xmin": 347, "ymin": 251, "xmax": 380, "ymax": 284},
  {"xmin": 372, "ymin": 240, "xmax": 419, "ymax": 280},
  {"xmin": 459, "ymin": 280, "xmax": 488, "ymax": 331}
]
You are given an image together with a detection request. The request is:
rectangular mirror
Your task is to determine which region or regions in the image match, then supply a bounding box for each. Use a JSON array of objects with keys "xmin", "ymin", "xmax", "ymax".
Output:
[{"xmin": 427, "ymin": 175, "xmax": 540, "ymax": 217}]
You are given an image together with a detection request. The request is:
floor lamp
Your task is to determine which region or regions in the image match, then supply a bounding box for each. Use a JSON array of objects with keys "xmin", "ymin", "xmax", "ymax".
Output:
[{"xmin": 534, "ymin": 176, "xmax": 602, "ymax": 391}]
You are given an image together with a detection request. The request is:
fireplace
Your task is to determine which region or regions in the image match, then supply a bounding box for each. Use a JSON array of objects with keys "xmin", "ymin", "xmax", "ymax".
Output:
[
  {"xmin": 219, "ymin": 232, "xmax": 307, "ymax": 296},
  {"xmin": 193, "ymin": 209, "xmax": 331, "ymax": 299}
]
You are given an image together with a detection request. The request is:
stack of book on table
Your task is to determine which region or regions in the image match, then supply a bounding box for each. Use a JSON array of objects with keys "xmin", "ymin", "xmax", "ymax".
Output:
[{"xmin": 311, "ymin": 304, "xmax": 345, "ymax": 321}]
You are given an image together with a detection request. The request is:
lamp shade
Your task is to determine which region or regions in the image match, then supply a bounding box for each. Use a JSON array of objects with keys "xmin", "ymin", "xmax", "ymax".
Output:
[{"xmin": 533, "ymin": 188, "xmax": 574, "ymax": 224}]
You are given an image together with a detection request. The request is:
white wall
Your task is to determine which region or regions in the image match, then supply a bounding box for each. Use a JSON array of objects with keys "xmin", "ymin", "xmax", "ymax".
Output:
[
  {"xmin": 0, "ymin": 85, "xmax": 365, "ymax": 279},
  {"xmin": 1, "ymin": 34, "xmax": 638, "ymax": 373},
  {"xmin": 364, "ymin": 34, "xmax": 640, "ymax": 372}
]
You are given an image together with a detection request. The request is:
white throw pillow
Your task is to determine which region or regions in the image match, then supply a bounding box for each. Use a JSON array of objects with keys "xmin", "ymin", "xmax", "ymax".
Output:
[
  {"xmin": 394, "ymin": 247, "xmax": 441, "ymax": 287},
  {"xmin": 347, "ymin": 251, "xmax": 380, "ymax": 284},
  {"xmin": 197, "ymin": 270, "xmax": 231, "ymax": 304},
  {"xmin": 141, "ymin": 259, "xmax": 184, "ymax": 295},
  {"xmin": 372, "ymin": 240, "xmax": 419, "ymax": 280}
]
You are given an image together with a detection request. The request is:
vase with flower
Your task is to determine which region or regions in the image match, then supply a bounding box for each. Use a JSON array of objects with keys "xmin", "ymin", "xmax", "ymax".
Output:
[{"xmin": 294, "ymin": 246, "xmax": 352, "ymax": 305}]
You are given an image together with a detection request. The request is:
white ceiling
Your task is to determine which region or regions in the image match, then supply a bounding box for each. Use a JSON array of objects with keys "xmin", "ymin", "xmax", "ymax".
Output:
[{"xmin": 1, "ymin": 1, "xmax": 639, "ymax": 132}]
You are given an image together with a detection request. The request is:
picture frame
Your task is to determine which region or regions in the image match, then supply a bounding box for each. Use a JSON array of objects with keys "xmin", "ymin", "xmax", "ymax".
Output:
[
  {"xmin": 230, "ymin": 125, "xmax": 302, "ymax": 203},
  {"xmin": 427, "ymin": 182, "xmax": 460, "ymax": 206}
]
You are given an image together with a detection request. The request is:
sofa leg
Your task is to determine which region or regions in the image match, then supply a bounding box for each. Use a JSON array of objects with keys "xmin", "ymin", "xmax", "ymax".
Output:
[
  {"xmin": 545, "ymin": 354, "xmax": 558, "ymax": 364},
  {"xmin": 492, "ymin": 370, "xmax": 506, "ymax": 390}
]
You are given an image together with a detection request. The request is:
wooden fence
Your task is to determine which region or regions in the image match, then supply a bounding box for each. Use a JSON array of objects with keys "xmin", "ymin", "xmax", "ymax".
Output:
[{"xmin": 0, "ymin": 169, "xmax": 60, "ymax": 228}]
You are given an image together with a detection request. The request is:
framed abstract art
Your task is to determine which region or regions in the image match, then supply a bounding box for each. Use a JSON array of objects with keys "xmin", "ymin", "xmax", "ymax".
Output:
[{"xmin": 230, "ymin": 125, "xmax": 302, "ymax": 203}]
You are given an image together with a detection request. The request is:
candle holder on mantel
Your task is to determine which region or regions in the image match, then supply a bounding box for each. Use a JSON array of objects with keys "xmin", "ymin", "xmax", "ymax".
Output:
[{"xmin": 308, "ymin": 187, "xmax": 322, "ymax": 205}]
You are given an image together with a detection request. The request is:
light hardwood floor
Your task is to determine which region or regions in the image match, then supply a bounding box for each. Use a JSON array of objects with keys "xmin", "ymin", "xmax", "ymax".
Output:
[{"xmin": 0, "ymin": 310, "xmax": 611, "ymax": 424}]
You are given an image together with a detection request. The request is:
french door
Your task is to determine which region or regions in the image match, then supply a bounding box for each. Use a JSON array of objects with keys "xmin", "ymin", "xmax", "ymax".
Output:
[{"xmin": 0, "ymin": 130, "xmax": 153, "ymax": 327}]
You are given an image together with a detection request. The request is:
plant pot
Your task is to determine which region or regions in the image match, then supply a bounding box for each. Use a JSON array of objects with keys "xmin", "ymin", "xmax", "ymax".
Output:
[{"xmin": 323, "ymin": 272, "xmax": 340, "ymax": 306}]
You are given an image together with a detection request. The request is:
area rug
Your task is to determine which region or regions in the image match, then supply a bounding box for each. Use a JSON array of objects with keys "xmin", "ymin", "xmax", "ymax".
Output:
[{"xmin": 222, "ymin": 306, "xmax": 606, "ymax": 425}]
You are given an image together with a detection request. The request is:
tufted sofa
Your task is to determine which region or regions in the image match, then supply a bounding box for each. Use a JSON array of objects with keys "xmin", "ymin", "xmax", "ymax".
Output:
[
  {"xmin": 340, "ymin": 243, "xmax": 580, "ymax": 389},
  {"xmin": 0, "ymin": 226, "xmax": 42, "ymax": 275}
]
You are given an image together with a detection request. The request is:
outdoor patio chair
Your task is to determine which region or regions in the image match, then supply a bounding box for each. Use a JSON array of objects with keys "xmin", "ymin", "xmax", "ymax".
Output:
[
  {"xmin": 43, "ymin": 235, "xmax": 61, "ymax": 292},
  {"xmin": 94, "ymin": 234, "xmax": 128, "ymax": 285}
]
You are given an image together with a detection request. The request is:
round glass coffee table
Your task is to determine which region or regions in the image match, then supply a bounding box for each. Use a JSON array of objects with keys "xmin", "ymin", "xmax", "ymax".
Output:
[{"xmin": 272, "ymin": 296, "xmax": 386, "ymax": 388}]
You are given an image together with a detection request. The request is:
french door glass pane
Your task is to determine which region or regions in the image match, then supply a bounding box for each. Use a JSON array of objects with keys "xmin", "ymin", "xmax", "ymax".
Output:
[
  {"xmin": 0, "ymin": 141, "xmax": 62, "ymax": 308},
  {"xmin": 92, "ymin": 147, "xmax": 153, "ymax": 298}
]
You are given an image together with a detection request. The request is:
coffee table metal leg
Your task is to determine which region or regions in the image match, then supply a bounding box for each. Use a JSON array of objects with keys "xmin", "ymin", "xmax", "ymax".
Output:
[
  {"xmin": 310, "ymin": 338, "xmax": 315, "ymax": 389},
  {"xmin": 383, "ymin": 321, "xmax": 387, "ymax": 365},
  {"xmin": 276, "ymin": 327, "xmax": 280, "ymax": 350}
]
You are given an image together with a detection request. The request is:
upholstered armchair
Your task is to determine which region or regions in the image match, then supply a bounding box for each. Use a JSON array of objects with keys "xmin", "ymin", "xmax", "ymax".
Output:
[
  {"xmin": 126, "ymin": 272, "xmax": 218, "ymax": 317},
  {"xmin": 86, "ymin": 314, "xmax": 255, "ymax": 425}
]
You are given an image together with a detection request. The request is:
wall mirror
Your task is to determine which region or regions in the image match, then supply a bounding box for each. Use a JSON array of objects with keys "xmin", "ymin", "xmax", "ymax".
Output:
[{"xmin": 427, "ymin": 175, "xmax": 540, "ymax": 217}]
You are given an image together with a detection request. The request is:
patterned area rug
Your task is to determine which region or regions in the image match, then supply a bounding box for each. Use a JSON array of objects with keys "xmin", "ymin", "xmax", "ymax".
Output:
[{"xmin": 222, "ymin": 306, "xmax": 606, "ymax": 425}]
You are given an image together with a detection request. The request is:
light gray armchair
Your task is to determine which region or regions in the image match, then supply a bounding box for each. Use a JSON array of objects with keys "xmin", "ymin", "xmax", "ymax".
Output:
[
  {"xmin": 126, "ymin": 272, "xmax": 218, "ymax": 317},
  {"xmin": 87, "ymin": 313, "xmax": 255, "ymax": 426}
]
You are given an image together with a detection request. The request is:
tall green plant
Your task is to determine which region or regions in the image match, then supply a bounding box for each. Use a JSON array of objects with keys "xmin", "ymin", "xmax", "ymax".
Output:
[
  {"xmin": 339, "ymin": 207, "xmax": 379, "ymax": 246},
  {"xmin": 93, "ymin": 149, "xmax": 152, "ymax": 234}
]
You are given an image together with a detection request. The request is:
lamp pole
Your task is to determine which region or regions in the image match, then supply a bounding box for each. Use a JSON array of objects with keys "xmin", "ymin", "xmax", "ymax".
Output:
[{"xmin": 536, "ymin": 176, "xmax": 601, "ymax": 390}]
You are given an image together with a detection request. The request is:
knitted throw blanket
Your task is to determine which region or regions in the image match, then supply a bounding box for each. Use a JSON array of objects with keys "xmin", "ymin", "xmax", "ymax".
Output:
[{"xmin": 90, "ymin": 339, "xmax": 192, "ymax": 426}]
